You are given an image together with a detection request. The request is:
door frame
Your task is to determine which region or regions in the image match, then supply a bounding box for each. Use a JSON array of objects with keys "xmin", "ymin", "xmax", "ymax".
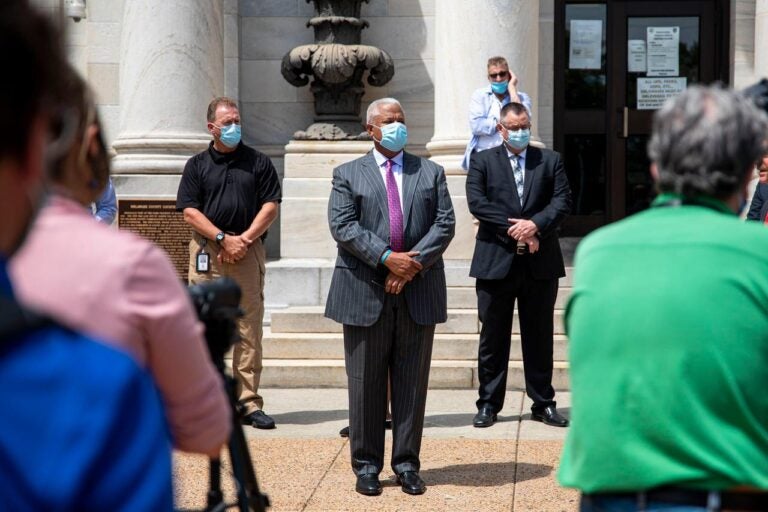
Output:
[{"xmin": 553, "ymin": 0, "xmax": 730, "ymax": 235}]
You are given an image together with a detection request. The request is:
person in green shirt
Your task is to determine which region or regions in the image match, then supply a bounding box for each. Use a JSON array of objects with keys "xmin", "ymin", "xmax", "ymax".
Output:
[{"xmin": 559, "ymin": 84, "xmax": 768, "ymax": 512}]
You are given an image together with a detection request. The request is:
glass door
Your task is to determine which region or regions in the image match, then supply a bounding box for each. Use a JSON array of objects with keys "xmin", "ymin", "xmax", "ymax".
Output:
[
  {"xmin": 554, "ymin": 0, "xmax": 729, "ymax": 235},
  {"xmin": 610, "ymin": 1, "xmax": 718, "ymax": 220}
]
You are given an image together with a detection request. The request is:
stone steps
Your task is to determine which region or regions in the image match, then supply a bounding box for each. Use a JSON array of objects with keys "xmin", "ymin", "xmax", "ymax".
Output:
[
  {"xmin": 263, "ymin": 328, "xmax": 569, "ymax": 361},
  {"xmin": 261, "ymin": 263, "xmax": 574, "ymax": 389},
  {"xmin": 263, "ymin": 258, "xmax": 573, "ymax": 310},
  {"xmin": 270, "ymin": 307, "xmax": 566, "ymax": 335},
  {"xmin": 258, "ymin": 359, "xmax": 570, "ymax": 390},
  {"xmin": 447, "ymin": 285, "xmax": 571, "ymax": 309}
]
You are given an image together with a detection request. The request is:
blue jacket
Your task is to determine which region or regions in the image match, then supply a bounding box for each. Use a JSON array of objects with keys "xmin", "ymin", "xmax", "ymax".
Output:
[
  {"xmin": 0, "ymin": 260, "xmax": 173, "ymax": 511},
  {"xmin": 93, "ymin": 178, "xmax": 117, "ymax": 224}
]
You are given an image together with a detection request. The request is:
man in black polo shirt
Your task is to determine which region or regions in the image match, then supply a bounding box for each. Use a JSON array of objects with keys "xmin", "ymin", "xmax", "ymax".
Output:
[{"xmin": 177, "ymin": 97, "xmax": 282, "ymax": 429}]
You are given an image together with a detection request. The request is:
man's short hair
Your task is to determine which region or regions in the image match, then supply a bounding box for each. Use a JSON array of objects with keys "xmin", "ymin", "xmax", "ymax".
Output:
[
  {"xmin": 500, "ymin": 102, "xmax": 530, "ymax": 122},
  {"xmin": 207, "ymin": 97, "xmax": 239, "ymax": 123},
  {"xmin": 366, "ymin": 98, "xmax": 403, "ymax": 125},
  {"xmin": 648, "ymin": 85, "xmax": 768, "ymax": 200},
  {"xmin": 487, "ymin": 56, "xmax": 508, "ymax": 69},
  {"xmin": 0, "ymin": 1, "xmax": 67, "ymax": 163}
]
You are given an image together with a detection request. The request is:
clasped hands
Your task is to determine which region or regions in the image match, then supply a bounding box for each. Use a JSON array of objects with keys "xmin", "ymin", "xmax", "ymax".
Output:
[
  {"xmin": 507, "ymin": 218, "xmax": 539, "ymax": 253},
  {"xmin": 218, "ymin": 234, "xmax": 252, "ymax": 264},
  {"xmin": 383, "ymin": 250, "xmax": 421, "ymax": 295}
]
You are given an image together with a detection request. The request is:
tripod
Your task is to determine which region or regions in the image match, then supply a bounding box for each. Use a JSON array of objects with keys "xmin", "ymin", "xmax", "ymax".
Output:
[
  {"xmin": 205, "ymin": 371, "xmax": 270, "ymax": 512},
  {"xmin": 188, "ymin": 278, "xmax": 269, "ymax": 512}
]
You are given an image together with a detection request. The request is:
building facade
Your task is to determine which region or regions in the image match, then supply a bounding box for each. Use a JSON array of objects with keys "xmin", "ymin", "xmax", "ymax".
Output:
[{"xmin": 34, "ymin": 0, "xmax": 768, "ymax": 270}]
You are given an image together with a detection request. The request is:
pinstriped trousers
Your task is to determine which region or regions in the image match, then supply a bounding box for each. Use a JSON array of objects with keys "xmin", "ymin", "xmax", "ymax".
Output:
[{"xmin": 344, "ymin": 292, "xmax": 435, "ymax": 476}]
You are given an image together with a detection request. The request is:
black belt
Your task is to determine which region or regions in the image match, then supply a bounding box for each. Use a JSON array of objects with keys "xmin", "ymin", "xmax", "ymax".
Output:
[{"xmin": 589, "ymin": 487, "xmax": 768, "ymax": 510}]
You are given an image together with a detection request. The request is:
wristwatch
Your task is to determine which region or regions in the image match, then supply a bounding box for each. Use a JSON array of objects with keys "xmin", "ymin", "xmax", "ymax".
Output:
[{"xmin": 215, "ymin": 231, "xmax": 225, "ymax": 245}]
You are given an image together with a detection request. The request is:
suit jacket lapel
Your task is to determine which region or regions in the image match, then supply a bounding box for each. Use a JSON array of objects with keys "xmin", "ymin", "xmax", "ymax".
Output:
[
  {"xmin": 360, "ymin": 153, "xmax": 390, "ymax": 227},
  {"xmin": 521, "ymin": 147, "xmax": 540, "ymax": 208},
  {"xmin": 401, "ymin": 152, "xmax": 420, "ymax": 230},
  {"xmin": 496, "ymin": 146, "xmax": 523, "ymax": 207}
]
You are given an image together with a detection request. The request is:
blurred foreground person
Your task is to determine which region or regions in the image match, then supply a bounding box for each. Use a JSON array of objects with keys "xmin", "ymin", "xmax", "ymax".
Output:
[
  {"xmin": 10, "ymin": 68, "xmax": 231, "ymax": 456},
  {"xmin": 0, "ymin": 1, "xmax": 172, "ymax": 509},
  {"xmin": 559, "ymin": 85, "xmax": 768, "ymax": 511}
]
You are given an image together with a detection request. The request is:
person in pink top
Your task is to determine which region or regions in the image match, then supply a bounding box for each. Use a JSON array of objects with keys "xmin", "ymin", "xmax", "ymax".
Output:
[{"xmin": 10, "ymin": 67, "xmax": 230, "ymax": 457}]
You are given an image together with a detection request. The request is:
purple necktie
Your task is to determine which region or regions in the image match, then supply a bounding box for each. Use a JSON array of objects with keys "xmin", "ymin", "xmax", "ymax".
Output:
[{"xmin": 385, "ymin": 159, "xmax": 404, "ymax": 252}]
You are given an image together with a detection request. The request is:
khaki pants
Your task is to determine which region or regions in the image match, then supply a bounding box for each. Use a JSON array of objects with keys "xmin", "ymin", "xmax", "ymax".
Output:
[{"xmin": 188, "ymin": 234, "xmax": 266, "ymax": 414}]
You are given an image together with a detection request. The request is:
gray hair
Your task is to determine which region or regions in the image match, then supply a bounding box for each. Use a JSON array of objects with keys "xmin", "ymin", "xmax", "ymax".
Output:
[
  {"xmin": 366, "ymin": 97, "xmax": 402, "ymax": 125},
  {"xmin": 648, "ymin": 84, "xmax": 768, "ymax": 199}
]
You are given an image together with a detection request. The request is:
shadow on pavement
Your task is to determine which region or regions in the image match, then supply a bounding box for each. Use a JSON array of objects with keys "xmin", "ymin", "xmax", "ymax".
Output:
[
  {"xmin": 416, "ymin": 461, "xmax": 552, "ymax": 486},
  {"xmin": 424, "ymin": 412, "xmax": 521, "ymax": 427},
  {"xmin": 268, "ymin": 409, "xmax": 348, "ymax": 424}
]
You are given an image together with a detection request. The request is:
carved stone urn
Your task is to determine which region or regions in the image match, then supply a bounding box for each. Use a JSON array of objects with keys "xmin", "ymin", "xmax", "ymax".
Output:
[{"xmin": 281, "ymin": 0, "xmax": 394, "ymax": 140}]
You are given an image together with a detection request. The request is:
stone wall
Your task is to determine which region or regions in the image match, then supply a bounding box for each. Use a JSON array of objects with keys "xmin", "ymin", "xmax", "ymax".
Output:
[
  {"xmin": 733, "ymin": 0, "xmax": 757, "ymax": 88},
  {"xmin": 28, "ymin": 0, "xmax": 762, "ymax": 260},
  {"xmin": 237, "ymin": 0, "xmax": 435, "ymax": 159}
]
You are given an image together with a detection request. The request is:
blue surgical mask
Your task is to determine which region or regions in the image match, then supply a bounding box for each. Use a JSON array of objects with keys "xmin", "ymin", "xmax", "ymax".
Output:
[
  {"xmin": 491, "ymin": 80, "xmax": 509, "ymax": 95},
  {"xmin": 505, "ymin": 128, "xmax": 530, "ymax": 151},
  {"xmin": 374, "ymin": 122, "xmax": 408, "ymax": 153},
  {"xmin": 215, "ymin": 123, "xmax": 241, "ymax": 148}
]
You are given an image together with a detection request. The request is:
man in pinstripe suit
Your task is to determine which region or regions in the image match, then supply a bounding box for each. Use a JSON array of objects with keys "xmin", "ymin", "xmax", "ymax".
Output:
[{"xmin": 326, "ymin": 98, "xmax": 455, "ymax": 496}]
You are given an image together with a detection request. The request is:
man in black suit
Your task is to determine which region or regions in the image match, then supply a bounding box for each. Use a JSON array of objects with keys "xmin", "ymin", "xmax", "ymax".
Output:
[
  {"xmin": 325, "ymin": 98, "xmax": 455, "ymax": 496},
  {"xmin": 467, "ymin": 102, "xmax": 572, "ymax": 428},
  {"xmin": 746, "ymin": 154, "xmax": 768, "ymax": 222}
]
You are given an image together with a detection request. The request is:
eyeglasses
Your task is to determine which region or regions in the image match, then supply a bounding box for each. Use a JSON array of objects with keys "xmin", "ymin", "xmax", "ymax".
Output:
[{"xmin": 488, "ymin": 71, "xmax": 509, "ymax": 79}]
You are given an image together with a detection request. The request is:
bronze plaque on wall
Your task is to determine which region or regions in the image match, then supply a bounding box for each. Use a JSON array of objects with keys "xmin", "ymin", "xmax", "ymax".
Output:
[{"xmin": 118, "ymin": 199, "xmax": 191, "ymax": 280}]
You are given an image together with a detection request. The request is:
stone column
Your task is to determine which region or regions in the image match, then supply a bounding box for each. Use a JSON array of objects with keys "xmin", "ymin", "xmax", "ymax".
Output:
[
  {"xmin": 427, "ymin": 0, "xmax": 540, "ymax": 175},
  {"xmin": 112, "ymin": 0, "xmax": 224, "ymax": 175},
  {"xmin": 756, "ymin": 0, "xmax": 768, "ymax": 80},
  {"xmin": 427, "ymin": 0, "xmax": 540, "ymax": 259}
]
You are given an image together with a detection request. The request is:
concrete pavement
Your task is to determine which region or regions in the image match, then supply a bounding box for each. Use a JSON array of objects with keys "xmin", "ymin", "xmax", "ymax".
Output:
[{"xmin": 173, "ymin": 389, "xmax": 579, "ymax": 511}]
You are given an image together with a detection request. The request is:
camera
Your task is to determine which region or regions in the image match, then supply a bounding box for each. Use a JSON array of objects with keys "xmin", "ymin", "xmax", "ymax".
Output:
[{"xmin": 188, "ymin": 278, "xmax": 243, "ymax": 373}]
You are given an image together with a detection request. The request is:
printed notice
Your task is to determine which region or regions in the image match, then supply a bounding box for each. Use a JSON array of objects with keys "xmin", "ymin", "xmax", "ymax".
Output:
[
  {"xmin": 569, "ymin": 20, "xmax": 602, "ymax": 70},
  {"xmin": 646, "ymin": 26, "xmax": 679, "ymax": 76},
  {"xmin": 637, "ymin": 77, "xmax": 687, "ymax": 110},
  {"xmin": 628, "ymin": 39, "xmax": 646, "ymax": 73}
]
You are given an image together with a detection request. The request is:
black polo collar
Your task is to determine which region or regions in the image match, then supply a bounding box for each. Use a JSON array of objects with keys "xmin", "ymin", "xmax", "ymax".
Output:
[{"xmin": 207, "ymin": 141, "xmax": 243, "ymax": 164}]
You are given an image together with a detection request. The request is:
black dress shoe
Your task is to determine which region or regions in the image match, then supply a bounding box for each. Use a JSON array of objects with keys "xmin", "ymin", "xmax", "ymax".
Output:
[
  {"xmin": 531, "ymin": 405, "xmax": 569, "ymax": 427},
  {"xmin": 397, "ymin": 471, "xmax": 426, "ymax": 495},
  {"xmin": 245, "ymin": 410, "xmax": 276, "ymax": 430},
  {"xmin": 473, "ymin": 406, "xmax": 497, "ymax": 427},
  {"xmin": 355, "ymin": 473, "xmax": 382, "ymax": 496}
]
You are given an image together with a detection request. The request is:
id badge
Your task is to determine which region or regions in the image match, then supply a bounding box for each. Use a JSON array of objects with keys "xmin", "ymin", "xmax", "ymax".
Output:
[{"xmin": 196, "ymin": 252, "xmax": 210, "ymax": 273}]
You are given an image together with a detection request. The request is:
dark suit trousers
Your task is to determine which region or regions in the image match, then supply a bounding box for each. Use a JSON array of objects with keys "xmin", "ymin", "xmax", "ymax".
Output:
[
  {"xmin": 475, "ymin": 255, "xmax": 558, "ymax": 412},
  {"xmin": 344, "ymin": 292, "xmax": 435, "ymax": 476}
]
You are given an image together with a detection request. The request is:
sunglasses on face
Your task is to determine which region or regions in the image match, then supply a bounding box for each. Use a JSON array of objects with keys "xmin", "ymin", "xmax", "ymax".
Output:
[{"xmin": 488, "ymin": 71, "xmax": 509, "ymax": 79}]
